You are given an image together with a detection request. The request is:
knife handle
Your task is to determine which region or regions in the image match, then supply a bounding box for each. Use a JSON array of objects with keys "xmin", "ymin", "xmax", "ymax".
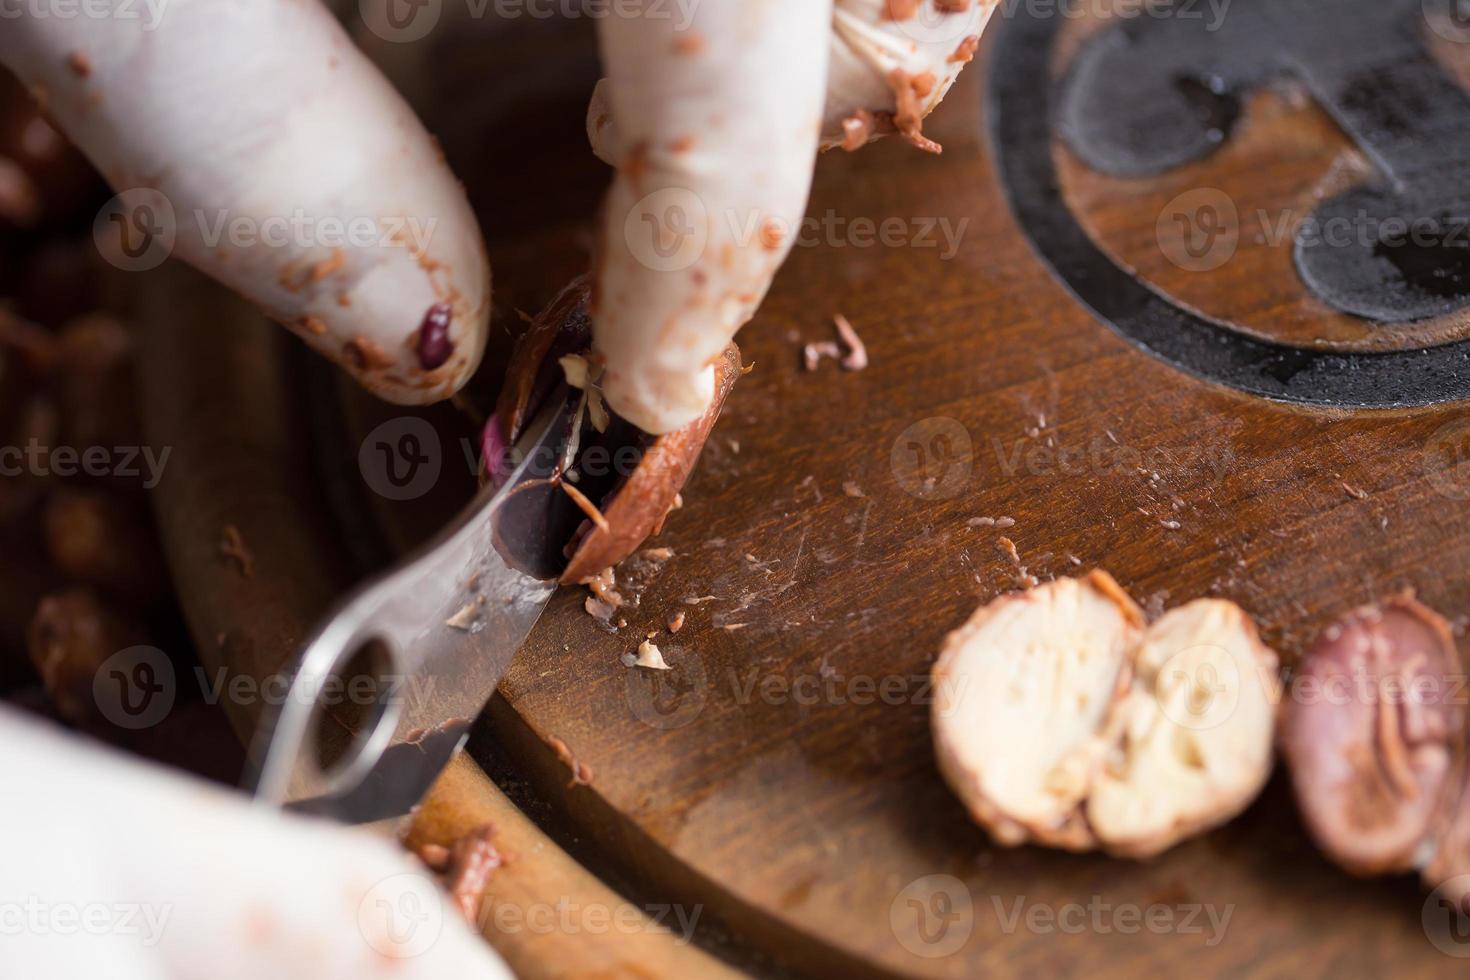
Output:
[{"xmin": 246, "ymin": 389, "xmax": 572, "ymax": 818}]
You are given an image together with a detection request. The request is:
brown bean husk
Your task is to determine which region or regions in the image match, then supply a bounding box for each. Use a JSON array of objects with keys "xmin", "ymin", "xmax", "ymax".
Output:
[{"xmin": 493, "ymin": 276, "xmax": 740, "ymax": 585}]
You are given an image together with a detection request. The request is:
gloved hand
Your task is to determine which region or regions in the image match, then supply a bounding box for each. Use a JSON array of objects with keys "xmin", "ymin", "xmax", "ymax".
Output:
[
  {"xmin": 0, "ymin": 0, "xmax": 993, "ymax": 432},
  {"xmin": 0, "ymin": 705, "xmax": 514, "ymax": 980}
]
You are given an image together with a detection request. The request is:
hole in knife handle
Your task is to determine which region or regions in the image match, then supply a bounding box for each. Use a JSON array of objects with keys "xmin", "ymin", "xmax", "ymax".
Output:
[{"xmin": 309, "ymin": 637, "xmax": 404, "ymax": 787}]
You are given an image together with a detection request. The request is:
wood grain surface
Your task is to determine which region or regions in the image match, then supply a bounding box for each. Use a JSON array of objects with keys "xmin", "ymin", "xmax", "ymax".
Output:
[{"xmin": 140, "ymin": 9, "xmax": 1470, "ymax": 979}]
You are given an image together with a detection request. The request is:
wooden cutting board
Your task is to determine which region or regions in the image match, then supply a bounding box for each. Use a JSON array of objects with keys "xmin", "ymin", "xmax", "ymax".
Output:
[{"xmin": 140, "ymin": 4, "xmax": 1470, "ymax": 976}]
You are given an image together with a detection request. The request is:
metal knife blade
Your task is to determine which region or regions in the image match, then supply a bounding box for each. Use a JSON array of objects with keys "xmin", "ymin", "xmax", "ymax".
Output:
[{"xmin": 247, "ymin": 385, "xmax": 579, "ymax": 823}]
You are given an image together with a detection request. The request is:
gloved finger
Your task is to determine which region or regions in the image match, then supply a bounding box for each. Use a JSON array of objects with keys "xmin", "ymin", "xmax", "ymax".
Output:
[
  {"xmin": 588, "ymin": 2, "xmax": 997, "ymax": 162},
  {"xmin": 588, "ymin": 0, "xmax": 834, "ymax": 435},
  {"xmin": 824, "ymin": 0, "xmax": 997, "ymax": 153},
  {"xmin": 0, "ymin": 0, "xmax": 489, "ymax": 406},
  {"xmin": 2, "ymin": 706, "xmax": 514, "ymax": 980}
]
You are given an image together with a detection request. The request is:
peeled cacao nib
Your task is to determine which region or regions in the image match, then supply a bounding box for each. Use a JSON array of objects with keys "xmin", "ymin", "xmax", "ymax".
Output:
[{"xmin": 932, "ymin": 573, "xmax": 1281, "ymax": 858}]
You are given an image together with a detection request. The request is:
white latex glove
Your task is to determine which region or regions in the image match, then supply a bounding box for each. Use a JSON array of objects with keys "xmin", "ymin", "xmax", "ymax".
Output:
[
  {"xmin": 0, "ymin": 0, "xmax": 993, "ymax": 426},
  {"xmin": 589, "ymin": 0, "xmax": 994, "ymax": 433},
  {"xmin": 0, "ymin": 0, "xmax": 490, "ymax": 406},
  {"xmin": 0, "ymin": 706, "xmax": 515, "ymax": 980}
]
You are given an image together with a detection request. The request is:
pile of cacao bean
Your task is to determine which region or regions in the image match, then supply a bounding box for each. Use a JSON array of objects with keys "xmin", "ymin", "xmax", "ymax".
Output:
[{"xmin": 0, "ymin": 73, "xmax": 240, "ymax": 783}]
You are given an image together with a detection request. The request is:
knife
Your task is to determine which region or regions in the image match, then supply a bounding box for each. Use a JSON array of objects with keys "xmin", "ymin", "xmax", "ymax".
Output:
[{"xmin": 247, "ymin": 385, "xmax": 580, "ymax": 822}]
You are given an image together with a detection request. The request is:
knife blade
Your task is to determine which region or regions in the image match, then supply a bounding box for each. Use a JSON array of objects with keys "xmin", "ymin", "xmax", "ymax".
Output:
[{"xmin": 246, "ymin": 385, "xmax": 580, "ymax": 823}]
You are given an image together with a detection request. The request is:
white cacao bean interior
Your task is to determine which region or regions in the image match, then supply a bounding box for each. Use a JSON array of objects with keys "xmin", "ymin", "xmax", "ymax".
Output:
[
  {"xmin": 931, "ymin": 573, "xmax": 1143, "ymax": 849},
  {"xmin": 932, "ymin": 574, "xmax": 1281, "ymax": 857},
  {"xmin": 1087, "ymin": 600, "xmax": 1281, "ymax": 857}
]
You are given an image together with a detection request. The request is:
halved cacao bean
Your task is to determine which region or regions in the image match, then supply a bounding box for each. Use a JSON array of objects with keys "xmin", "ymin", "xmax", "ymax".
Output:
[
  {"xmin": 44, "ymin": 487, "xmax": 167, "ymax": 606},
  {"xmin": 1422, "ymin": 766, "xmax": 1470, "ymax": 914},
  {"xmin": 0, "ymin": 393, "xmax": 59, "ymax": 527},
  {"xmin": 0, "ymin": 74, "xmax": 101, "ymax": 229},
  {"xmin": 15, "ymin": 239, "xmax": 111, "ymax": 328},
  {"xmin": 1280, "ymin": 595, "xmax": 1466, "ymax": 875},
  {"xmin": 932, "ymin": 572, "xmax": 1143, "ymax": 851},
  {"xmin": 933, "ymin": 573, "xmax": 1282, "ymax": 858},
  {"xmin": 55, "ymin": 313, "xmax": 141, "ymax": 452},
  {"xmin": 26, "ymin": 588, "xmax": 150, "ymax": 729},
  {"xmin": 0, "ymin": 543, "xmax": 60, "ymax": 689}
]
